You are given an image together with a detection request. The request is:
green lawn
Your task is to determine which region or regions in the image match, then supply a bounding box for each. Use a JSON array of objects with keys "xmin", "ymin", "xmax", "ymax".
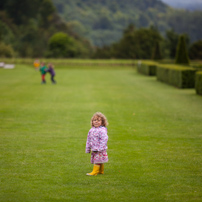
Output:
[{"xmin": 0, "ymin": 63, "xmax": 202, "ymax": 202}]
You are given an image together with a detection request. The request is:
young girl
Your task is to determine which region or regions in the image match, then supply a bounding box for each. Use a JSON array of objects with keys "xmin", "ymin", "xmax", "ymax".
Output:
[
  {"xmin": 33, "ymin": 59, "xmax": 40, "ymax": 71},
  {"xmin": 47, "ymin": 63, "xmax": 56, "ymax": 84},
  {"xmin": 86, "ymin": 112, "xmax": 109, "ymax": 176},
  {"xmin": 39, "ymin": 62, "xmax": 48, "ymax": 84}
]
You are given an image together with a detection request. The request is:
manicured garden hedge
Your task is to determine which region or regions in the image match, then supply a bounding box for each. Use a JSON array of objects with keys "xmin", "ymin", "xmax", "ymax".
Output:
[
  {"xmin": 195, "ymin": 71, "xmax": 202, "ymax": 95},
  {"xmin": 137, "ymin": 61, "xmax": 157, "ymax": 76},
  {"xmin": 156, "ymin": 64, "xmax": 196, "ymax": 88},
  {"xmin": 193, "ymin": 65, "xmax": 202, "ymax": 71}
]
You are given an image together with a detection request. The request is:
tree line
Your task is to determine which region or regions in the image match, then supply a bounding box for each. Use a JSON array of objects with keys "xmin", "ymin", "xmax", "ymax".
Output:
[
  {"xmin": 53, "ymin": 0, "xmax": 202, "ymax": 47},
  {"xmin": 92, "ymin": 24, "xmax": 202, "ymax": 60},
  {"xmin": 0, "ymin": 0, "xmax": 202, "ymax": 60},
  {"xmin": 0, "ymin": 0, "xmax": 93, "ymax": 58}
]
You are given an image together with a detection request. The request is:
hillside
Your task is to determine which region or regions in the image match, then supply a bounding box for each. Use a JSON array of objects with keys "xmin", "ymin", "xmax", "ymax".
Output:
[
  {"xmin": 0, "ymin": 0, "xmax": 92, "ymax": 58},
  {"xmin": 161, "ymin": 0, "xmax": 202, "ymax": 10},
  {"xmin": 52, "ymin": 0, "xmax": 202, "ymax": 46},
  {"xmin": 52, "ymin": 0, "xmax": 170, "ymax": 46}
]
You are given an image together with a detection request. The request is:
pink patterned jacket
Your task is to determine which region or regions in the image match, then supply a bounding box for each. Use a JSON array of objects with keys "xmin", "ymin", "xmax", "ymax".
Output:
[{"xmin": 85, "ymin": 126, "xmax": 108, "ymax": 153}]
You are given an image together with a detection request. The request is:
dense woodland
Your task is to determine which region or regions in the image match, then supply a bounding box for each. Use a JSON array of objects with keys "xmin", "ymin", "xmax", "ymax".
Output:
[
  {"xmin": 53, "ymin": 0, "xmax": 202, "ymax": 46},
  {"xmin": 0, "ymin": 0, "xmax": 93, "ymax": 58},
  {"xmin": 0, "ymin": 0, "xmax": 202, "ymax": 59}
]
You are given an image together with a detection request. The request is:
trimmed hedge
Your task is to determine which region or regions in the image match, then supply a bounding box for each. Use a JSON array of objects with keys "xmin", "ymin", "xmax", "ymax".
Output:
[
  {"xmin": 193, "ymin": 65, "xmax": 202, "ymax": 71},
  {"xmin": 195, "ymin": 71, "xmax": 202, "ymax": 95},
  {"xmin": 156, "ymin": 65, "xmax": 196, "ymax": 88},
  {"xmin": 137, "ymin": 61, "xmax": 157, "ymax": 76}
]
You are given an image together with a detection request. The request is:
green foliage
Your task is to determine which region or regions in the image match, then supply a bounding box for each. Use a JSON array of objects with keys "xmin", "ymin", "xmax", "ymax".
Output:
[
  {"xmin": 0, "ymin": 42, "xmax": 15, "ymax": 57},
  {"xmin": 151, "ymin": 41, "xmax": 163, "ymax": 60},
  {"xmin": 47, "ymin": 32, "xmax": 92, "ymax": 58},
  {"xmin": 67, "ymin": 20, "xmax": 87, "ymax": 36},
  {"xmin": 195, "ymin": 71, "xmax": 202, "ymax": 95},
  {"xmin": 93, "ymin": 25, "xmax": 162, "ymax": 59},
  {"xmin": 175, "ymin": 35, "xmax": 190, "ymax": 65},
  {"xmin": 53, "ymin": 0, "xmax": 169, "ymax": 46},
  {"xmin": 52, "ymin": 0, "xmax": 202, "ymax": 46},
  {"xmin": 1, "ymin": 0, "xmax": 55, "ymax": 27},
  {"xmin": 164, "ymin": 29, "xmax": 179, "ymax": 59},
  {"xmin": 1, "ymin": 0, "xmax": 202, "ymax": 59},
  {"xmin": 167, "ymin": 10, "xmax": 202, "ymax": 42},
  {"xmin": 47, "ymin": 32, "xmax": 76, "ymax": 58},
  {"xmin": 92, "ymin": 46, "xmax": 112, "ymax": 59},
  {"xmin": 0, "ymin": 20, "xmax": 15, "ymax": 44},
  {"xmin": 189, "ymin": 40, "xmax": 202, "ymax": 60},
  {"xmin": 1, "ymin": 0, "xmax": 40, "ymax": 25},
  {"xmin": 0, "ymin": 0, "xmax": 93, "ymax": 58},
  {"xmin": 157, "ymin": 65, "xmax": 196, "ymax": 88},
  {"xmin": 38, "ymin": 0, "xmax": 56, "ymax": 28},
  {"xmin": 137, "ymin": 62, "xmax": 157, "ymax": 76}
]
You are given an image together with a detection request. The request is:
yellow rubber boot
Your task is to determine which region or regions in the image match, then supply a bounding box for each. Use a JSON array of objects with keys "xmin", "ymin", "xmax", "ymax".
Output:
[
  {"xmin": 99, "ymin": 164, "xmax": 104, "ymax": 174},
  {"xmin": 86, "ymin": 164, "xmax": 100, "ymax": 176}
]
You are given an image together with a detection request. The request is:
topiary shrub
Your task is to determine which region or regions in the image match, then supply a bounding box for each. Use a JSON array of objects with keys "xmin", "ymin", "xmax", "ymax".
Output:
[
  {"xmin": 195, "ymin": 71, "xmax": 202, "ymax": 95},
  {"xmin": 157, "ymin": 64, "xmax": 196, "ymax": 88},
  {"xmin": 137, "ymin": 61, "xmax": 157, "ymax": 76},
  {"xmin": 175, "ymin": 35, "xmax": 190, "ymax": 65},
  {"xmin": 151, "ymin": 41, "xmax": 163, "ymax": 60}
]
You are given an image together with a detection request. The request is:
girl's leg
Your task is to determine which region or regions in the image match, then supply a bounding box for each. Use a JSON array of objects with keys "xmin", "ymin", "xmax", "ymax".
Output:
[
  {"xmin": 86, "ymin": 164, "xmax": 100, "ymax": 176},
  {"xmin": 51, "ymin": 75, "xmax": 56, "ymax": 83},
  {"xmin": 99, "ymin": 163, "xmax": 104, "ymax": 174},
  {"xmin": 42, "ymin": 74, "xmax": 46, "ymax": 83},
  {"xmin": 41, "ymin": 75, "xmax": 46, "ymax": 83}
]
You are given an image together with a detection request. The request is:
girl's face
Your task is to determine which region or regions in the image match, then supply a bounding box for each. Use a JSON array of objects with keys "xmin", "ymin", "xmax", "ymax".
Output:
[{"xmin": 93, "ymin": 116, "xmax": 102, "ymax": 128}]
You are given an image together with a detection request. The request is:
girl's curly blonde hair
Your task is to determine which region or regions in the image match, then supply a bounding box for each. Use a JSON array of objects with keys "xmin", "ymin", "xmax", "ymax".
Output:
[{"xmin": 91, "ymin": 112, "xmax": 108, "ymax": 127}]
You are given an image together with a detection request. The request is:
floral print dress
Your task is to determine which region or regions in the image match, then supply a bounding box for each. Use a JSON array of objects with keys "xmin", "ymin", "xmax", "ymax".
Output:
[{"xmin": 86, "ymin": 126, "xmax": 108, "ymax": 164}]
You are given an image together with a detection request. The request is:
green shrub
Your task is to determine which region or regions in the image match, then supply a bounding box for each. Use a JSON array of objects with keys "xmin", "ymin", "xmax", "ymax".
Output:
[
  {"xmin": 195, "ymin": 71, "xmax": 202, "ymax": 95},
  {"xmin": 151, "ymin": 41, "xmax": 163, "ymax": 60},
  {"xmin": 157, "ymin": 65, "xmax": 196, "ymax": 88},
  {"xmin": 189, "ymin": 40, "xmax": 202, "ymax": 60},
  {"xmin": 47, "ymin": 32, "xmax": 78, "ymax": 58},
  {"xmin": 192, "ymin": 65, "xmax": 202, "ymax": 71},
  {"xmin": 137, "ymin": 61, "xmax": 157, "ymax": 76},
  {"xmin": 175, "ymin": 35, "xmax": 190, "ymax": 65},
  {"xmin": 0, "ymin": 42, "xmax": 15, "ymax": 58}
]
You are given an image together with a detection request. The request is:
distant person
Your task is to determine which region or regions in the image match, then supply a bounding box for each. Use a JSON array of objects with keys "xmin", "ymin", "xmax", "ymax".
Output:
[
  {"xmin": 85, "ymin": 112, "xmax": 109, "ymax": 176},
  {"xmin": 33, "ymin": 59, "xmax": 40, "ymax": 71},
  {"xmin": 39, "ymin": 62, "xmax": 48, "ymax": 84},
  {"xmin": 47, "ymin": 63, "xmax": 56, "ymax": 84}
]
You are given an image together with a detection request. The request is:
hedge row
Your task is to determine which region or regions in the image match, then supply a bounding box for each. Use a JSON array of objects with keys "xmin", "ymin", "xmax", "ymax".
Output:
[
  {"xmin": 195, "ymin": 71, "xmax": 202, "ymax": 95},
  {"xmin": 156, "ymin": 65, "xmax": 196, "ymax": 88},
  {"xmin": 137, "ymin": 61, "xmax": 157, "ymax": 76}
]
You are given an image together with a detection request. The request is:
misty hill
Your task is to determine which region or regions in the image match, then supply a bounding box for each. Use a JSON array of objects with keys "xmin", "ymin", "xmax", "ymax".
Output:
[
  {"xmin": 52, "ymin": 0, "xmax": 170, "ymax": 46},
  {"xmin": 161, "ymin": 0, "xmax": 202, "ymax": 10},
  {"xmin": 52, "ymin": 0, "xmax": 202, "ymax": 46}
]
